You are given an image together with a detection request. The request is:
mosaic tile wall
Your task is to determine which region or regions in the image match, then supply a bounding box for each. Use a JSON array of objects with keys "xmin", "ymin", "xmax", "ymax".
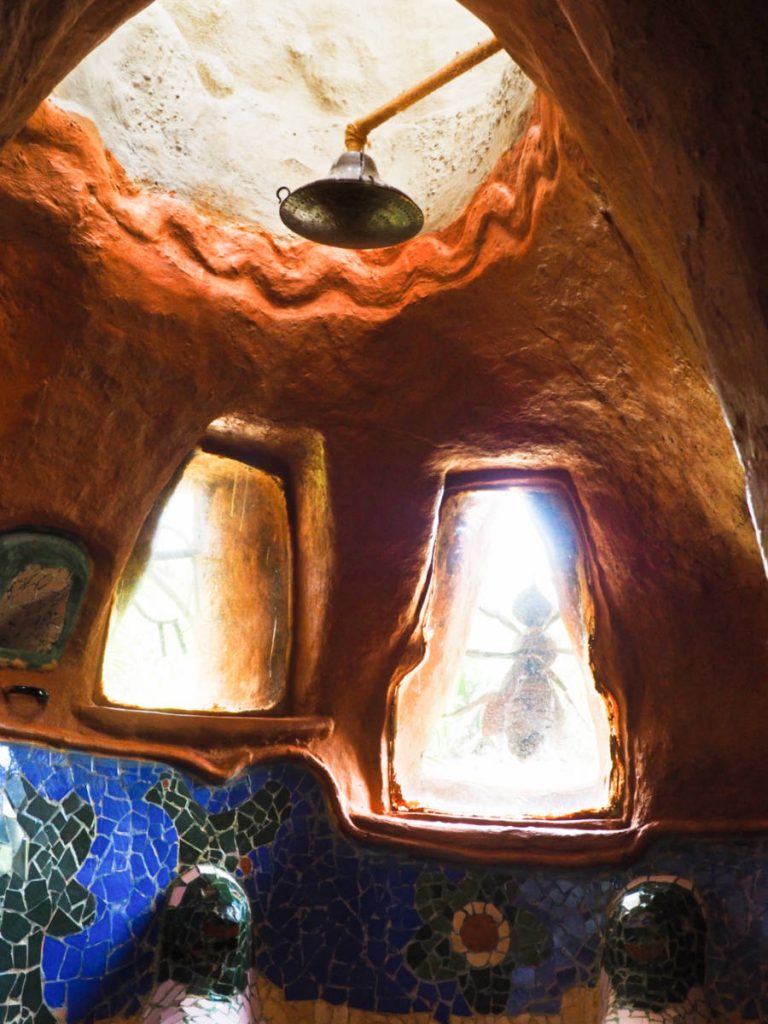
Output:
[{"xmin": 0, "ymin": 741, "xmax": 766, "ymax": 1023}]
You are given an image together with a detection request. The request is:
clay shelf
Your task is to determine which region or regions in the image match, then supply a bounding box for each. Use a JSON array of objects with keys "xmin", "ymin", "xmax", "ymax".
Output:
[
  {"xmin": 347, "ymin": 811, "xmax": 646, "ymax": 866},
  {"xmin": 75, "ymin": 704, "xmax": 333, "ymax": 746}
]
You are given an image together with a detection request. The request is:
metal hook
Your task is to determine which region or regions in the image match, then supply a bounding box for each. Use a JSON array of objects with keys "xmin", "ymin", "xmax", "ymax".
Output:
[{"xmin": 276, "ymin": 186, "xmax": 291, "ymax": 204}]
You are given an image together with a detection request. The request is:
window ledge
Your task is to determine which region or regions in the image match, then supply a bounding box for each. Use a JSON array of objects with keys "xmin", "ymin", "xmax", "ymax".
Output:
[
  {"xmin": 75, "ymin": 703, "xmax": 333, "ymax": 747},
  {"xmin": 347, "ymin": 809, "xmax": 643, "ymax": 866}
]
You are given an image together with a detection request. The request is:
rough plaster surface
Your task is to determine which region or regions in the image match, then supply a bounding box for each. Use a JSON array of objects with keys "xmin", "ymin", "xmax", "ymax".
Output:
[
  {"xmin": 0, "ymin": 0, "xmax": 153, "ymax": 147},
  {"xmin": 0, "ymin": 0, "xmax": 767, "ymax": 858},
  {"xmin": 52, "ymin": 0, "xmax": 534, "ymax": 236},
  {"xmin": 0, "ymin": 95, "xmax": 766, "ymax": 861},
  {"xmin": 459, "ymin": 0, "xmax": 768, "ymax": 572},
  {"xmin": 1, "ymin": 0, "xmax": 767, "ymax": 575}
]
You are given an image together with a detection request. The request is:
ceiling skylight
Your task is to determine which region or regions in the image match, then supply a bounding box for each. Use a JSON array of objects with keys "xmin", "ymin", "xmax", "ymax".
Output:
[{"xmin": 52, "ymin": 0, "xmax": 534, "ymax": 238}]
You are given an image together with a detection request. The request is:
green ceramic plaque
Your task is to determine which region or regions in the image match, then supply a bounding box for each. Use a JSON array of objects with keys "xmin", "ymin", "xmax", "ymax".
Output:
[{"xmin": 0, "ymin": 531, "xmax": 90, "ymax": 669}]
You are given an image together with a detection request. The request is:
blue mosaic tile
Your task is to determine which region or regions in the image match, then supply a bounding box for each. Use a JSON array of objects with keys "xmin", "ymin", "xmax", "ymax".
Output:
[{"xmin": 0, "ymin": 742, "xmax": 764, "ymax": 1021}]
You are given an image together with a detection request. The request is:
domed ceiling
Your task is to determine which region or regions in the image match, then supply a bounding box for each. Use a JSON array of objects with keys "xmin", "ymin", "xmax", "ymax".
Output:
[{"xmin": 52, "ymin": 0, "xmax": 534, "ymax": 237}]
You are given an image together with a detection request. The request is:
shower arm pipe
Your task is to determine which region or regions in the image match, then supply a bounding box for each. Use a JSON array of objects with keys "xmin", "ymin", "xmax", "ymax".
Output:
[{"xmin": 344, "ymin": 36, "xmax": 503, "ymax": 152}]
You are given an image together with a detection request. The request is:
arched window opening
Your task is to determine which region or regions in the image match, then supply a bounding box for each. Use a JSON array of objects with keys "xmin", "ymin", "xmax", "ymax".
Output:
[
  {"xmin": 101, "ymin": 449, "xmax": 292, "ymax": 713},
  {"xmin": 391, "ymin": 480, "xmax": 617, "ymax": 821}
]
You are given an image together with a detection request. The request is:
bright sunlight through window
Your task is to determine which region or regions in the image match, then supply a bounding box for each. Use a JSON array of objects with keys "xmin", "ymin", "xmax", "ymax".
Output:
[
  {"xmin": 102, "ymin": 450, "xmax": 292, "ymax": 713},
  {"xmin": 392, "ymin": 483, "xmax": 615, "ymax": 820}
]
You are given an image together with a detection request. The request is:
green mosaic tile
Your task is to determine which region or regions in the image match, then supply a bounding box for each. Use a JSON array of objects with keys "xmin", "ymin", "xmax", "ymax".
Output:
[
  {"xmin": 146, "ymin": 774, "xmax": 291, "ymax": 873},
  {"xmin": 406, "ymin": 869, "xmax": 550, "ymax": 1015},
  {"xmin": 0, "ymin": 773, "xmax": 95, "ymax": 1022},
  {"xmin": 157, "ymin": 864, "xmax": 252, "ymax": 998},
  {"xmin": 603, "ymin": 879, "xmax": 706, "ymax": 1011}
]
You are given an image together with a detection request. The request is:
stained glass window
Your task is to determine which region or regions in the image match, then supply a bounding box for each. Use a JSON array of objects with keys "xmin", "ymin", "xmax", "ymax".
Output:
[
  {"xmin": 102, "ymin": 450, "xmax": 292, "ymax": 712},
  {"xmin": 392, "ymin": 484, "xmax": 615, "ymax": 820}
]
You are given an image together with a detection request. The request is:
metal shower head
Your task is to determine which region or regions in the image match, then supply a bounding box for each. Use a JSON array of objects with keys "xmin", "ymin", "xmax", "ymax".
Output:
[{"xmin": 277, "ymin": 150, "xmax": 423, "ymax": 250}]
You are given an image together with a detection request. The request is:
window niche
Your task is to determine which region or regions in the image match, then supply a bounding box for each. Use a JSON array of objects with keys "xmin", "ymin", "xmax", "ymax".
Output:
[
  {"xmin": 391, "ymin": 478, "xmax": 620, "ymax": 822},
  {"xmin": 101, "ymin": 448, "xmax": 292, "ymax": 714}
]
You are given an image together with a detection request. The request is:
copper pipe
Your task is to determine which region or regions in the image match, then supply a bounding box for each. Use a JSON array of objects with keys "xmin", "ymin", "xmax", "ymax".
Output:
[{"xmin": 344, "ymin": 37, "xmax": 503, "ymax": 152}]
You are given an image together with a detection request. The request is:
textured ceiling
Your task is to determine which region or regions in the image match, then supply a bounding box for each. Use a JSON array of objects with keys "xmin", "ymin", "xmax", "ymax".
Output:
[{"xmin": 52, "ymin": 0, "xmax": 533, "ymax": 235}]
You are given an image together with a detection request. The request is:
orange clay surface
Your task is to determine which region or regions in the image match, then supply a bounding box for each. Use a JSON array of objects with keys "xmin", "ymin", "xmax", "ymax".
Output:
[{"xmin": 0, "ymin": 1, "xmax": 765, "ymax": 863}]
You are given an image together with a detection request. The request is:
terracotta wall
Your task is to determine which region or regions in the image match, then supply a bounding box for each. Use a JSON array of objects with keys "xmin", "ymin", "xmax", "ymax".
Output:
[
  {"xmin": 460, "ymin": 0, "xmax": 768, "ymax": 563},
  {"xmin": 0, "ymin": 2, "xmax": 765, "ymax": 1021},
  {"xmin": 0, "ymin": 88, "xmax": 763, "ymax": 856},
  {"xmin": 0, "ymin": 2, "xmax": 765, "ymax": 562},
  {"xmin": 0, "ymin": 0, "xmax": 764, "ymax": 860}
]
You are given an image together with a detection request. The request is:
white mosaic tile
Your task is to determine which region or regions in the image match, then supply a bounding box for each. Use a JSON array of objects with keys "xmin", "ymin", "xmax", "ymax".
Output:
[{"xmin": 141, "ymin": 970, "xmax": 262, "ymax": 1023}]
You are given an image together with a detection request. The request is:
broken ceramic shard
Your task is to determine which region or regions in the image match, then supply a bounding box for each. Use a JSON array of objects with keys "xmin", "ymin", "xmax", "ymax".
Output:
[
  {"xmin": 142, "ymin": 864, "xmax": 260, "ymax": 1022},
  {"xmin": 602, "ymin": 878, "xmax": 710, "ymax": 1022}
]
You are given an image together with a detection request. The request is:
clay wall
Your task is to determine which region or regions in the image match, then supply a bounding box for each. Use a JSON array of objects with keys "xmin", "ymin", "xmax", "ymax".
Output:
[{"xmin": 0, "ymin": 1, "xmax": 765, "ymax": 1020}]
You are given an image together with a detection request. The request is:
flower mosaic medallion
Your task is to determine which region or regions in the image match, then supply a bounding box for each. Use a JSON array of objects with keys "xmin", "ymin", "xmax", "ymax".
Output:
[
  {"xmin": 406, "ymin": 870, "xmax": 550, "ymax": 1014},
  {"xmin": 450, "ymin": 901, "xmax": 511, "ymax": 968}
]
